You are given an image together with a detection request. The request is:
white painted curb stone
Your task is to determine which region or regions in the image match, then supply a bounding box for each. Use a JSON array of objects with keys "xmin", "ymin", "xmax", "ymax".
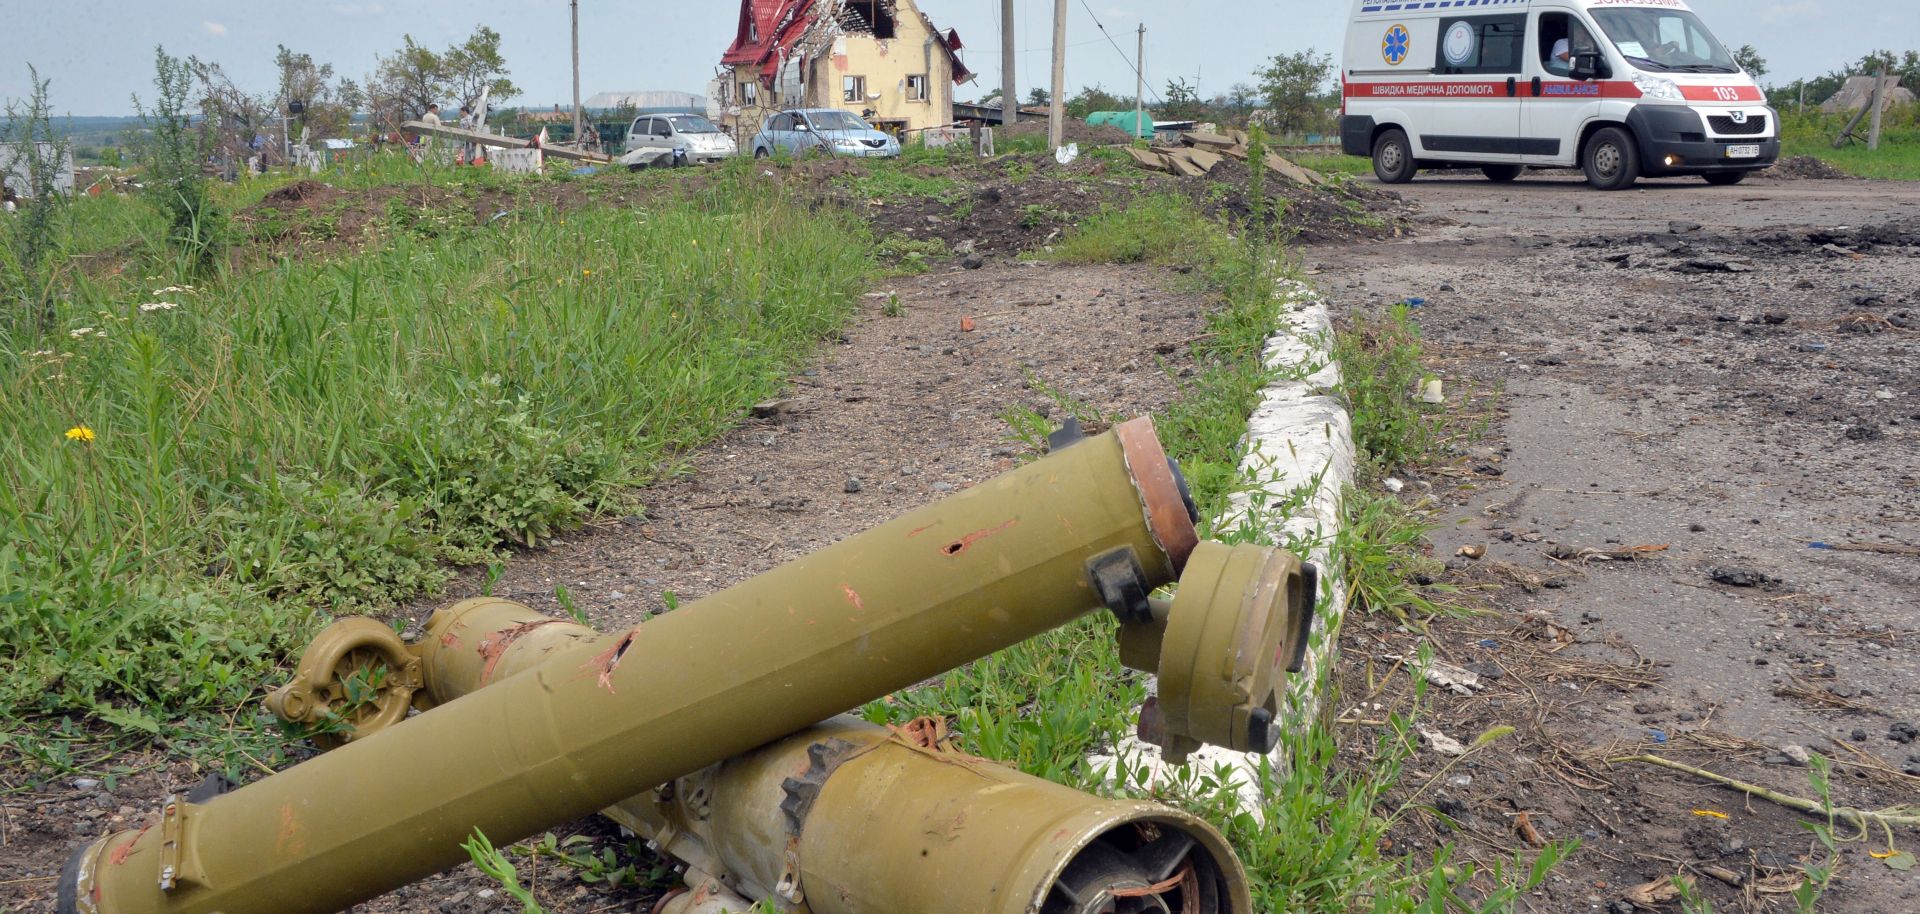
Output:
[{"xmin": 1092, "ymin": 278, "xmax": 1355, "ymax": 812}]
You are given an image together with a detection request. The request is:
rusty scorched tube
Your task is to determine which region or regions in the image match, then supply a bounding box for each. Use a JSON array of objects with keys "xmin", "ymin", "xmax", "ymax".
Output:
[
  {"xmin": 62, "ymin": 418, "xmax": 1200, "ymax": 914},
  {"xmin": 380, "ymin": 596, "xmax": 1270, "ymax": 914}
]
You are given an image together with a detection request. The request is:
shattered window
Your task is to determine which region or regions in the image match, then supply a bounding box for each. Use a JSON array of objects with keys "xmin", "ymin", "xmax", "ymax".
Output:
[
  {"xmin": 845, "ymin": 1, "xmax": 898, "ymax": 39},
  {"xmin": 741, "ymin": 81, "xmax": 758, "ymax": 104},
  {"xmin": 844, "ymin": 76, "xmax": 867, "ymax": 103},
  {"xmin": 906, "ymin": 75, "xmax": 929, "ymax": 102}
]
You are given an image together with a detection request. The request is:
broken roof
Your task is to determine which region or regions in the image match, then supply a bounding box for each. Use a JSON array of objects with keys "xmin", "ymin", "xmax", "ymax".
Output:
[{"xmin": 721, "ymin": 0, "xmax": 972, "ymax": 85}]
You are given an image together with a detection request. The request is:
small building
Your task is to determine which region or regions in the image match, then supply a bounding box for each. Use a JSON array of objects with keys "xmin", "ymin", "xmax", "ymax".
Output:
[
  {"xmin": 1820, "ymin": 75, "xmax": 1916, "ymax": 114},
  {"xmin": 585, "ymin": 90, "xmax": 710, "ymax": 112},
  {"xmin": 0, "ymin": 143, "xmax": 76, "ymax": 197},
  {"xmin": 713, "ymin": 0, "xmax": 973, "ymax": 141}
]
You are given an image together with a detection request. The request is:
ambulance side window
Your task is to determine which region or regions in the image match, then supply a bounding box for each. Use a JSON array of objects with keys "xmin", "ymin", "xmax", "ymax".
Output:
[{"xmin": 1435, "ymin": 16, "xmax": 1527, "ymax": 75}]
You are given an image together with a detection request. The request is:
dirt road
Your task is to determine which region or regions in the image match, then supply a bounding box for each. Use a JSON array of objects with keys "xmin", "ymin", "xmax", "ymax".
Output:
[{"xmin": 1308, "ymin": 172, "xmax": 1920, "ymax": 911}]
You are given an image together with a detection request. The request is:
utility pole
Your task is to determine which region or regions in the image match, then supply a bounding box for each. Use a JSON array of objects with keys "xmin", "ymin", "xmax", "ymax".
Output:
[
  {"xmin": 1134, "ymin": 23, "xmax": 1146, "ymax": 140},
  {"xmin": 1868, "ymin": 67, "xmax": 1886, "ymax": 150},
  {"xmin": 571, "ymin": 0, "xmax": 584, "ymax": 147},
  {"xmin": 1048, "ymin": 0, "xmax": 1067, "ymax": 148},
  {"xmin": 1001, "ymin": 0, "xmax": 1016, "ymax": 126}
]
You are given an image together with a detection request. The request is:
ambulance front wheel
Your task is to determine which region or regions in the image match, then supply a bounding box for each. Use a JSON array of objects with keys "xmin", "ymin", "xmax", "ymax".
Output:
[
  {"xmin": 1582, "ymin": 127, "xmax": 1640, "ymax": 191},
  {"xmin": 1372, "ymin": 129, "xmax": 1416, "ymax": 184}
]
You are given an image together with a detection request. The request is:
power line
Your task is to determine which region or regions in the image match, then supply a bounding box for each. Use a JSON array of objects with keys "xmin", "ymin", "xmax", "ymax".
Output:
[{"xmin": 1075, "ymin": 0, "xmax": 1162, "ymax": 104}]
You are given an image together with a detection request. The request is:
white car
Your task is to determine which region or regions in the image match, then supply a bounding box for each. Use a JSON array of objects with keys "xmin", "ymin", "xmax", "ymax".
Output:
[
  {"xmin": 624, "ymin": 113, "xmax": 738, "ymax": 166},
  {"xmin": 1340, "ymin": 0, "xmax": 1778, "ymax": 189}
]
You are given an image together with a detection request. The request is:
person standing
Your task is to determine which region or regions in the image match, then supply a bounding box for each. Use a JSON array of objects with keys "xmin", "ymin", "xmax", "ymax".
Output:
[
  {"xmin": 420, "ymin": 103, "xmax": 443, "ymax": 151},
  {"xmin": 457, "ymin": 105, "xmax": 478, "ymax": 163}
]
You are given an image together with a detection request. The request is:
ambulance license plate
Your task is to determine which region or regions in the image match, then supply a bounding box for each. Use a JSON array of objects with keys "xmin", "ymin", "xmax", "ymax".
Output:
[{"xmin": 1725, "ymin": 144, "xmax": 1760, "ymax": 159}]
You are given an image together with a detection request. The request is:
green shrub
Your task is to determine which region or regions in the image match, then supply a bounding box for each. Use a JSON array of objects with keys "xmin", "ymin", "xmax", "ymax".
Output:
[
  {"xmin": 219, "ymin": 474, "xmax": 448, "ymax": 612},
  {"xmin": 375, "ymin": 377, "xmax": 617, "ymax": 560},
  {"xmin": 1334, "ymin": 304, "xmax": 1439, "ymax": 473},
  {"xmin": 136, "ymin": 48, "xmax": 224, "ymax": 272}
]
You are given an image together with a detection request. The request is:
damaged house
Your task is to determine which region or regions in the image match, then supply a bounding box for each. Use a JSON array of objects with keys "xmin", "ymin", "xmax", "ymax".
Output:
[{"xmin": 712, "ymin": 0, "xmax": 973, "ymax": 141}]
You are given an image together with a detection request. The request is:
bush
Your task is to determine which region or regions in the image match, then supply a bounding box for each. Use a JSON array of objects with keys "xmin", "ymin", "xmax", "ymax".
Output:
[
  {"xmin": 219, "ymin": 474, "xmax": 448, "ymax": 612},
  {"xmin": 137, "ymin": 48, "xmax": 224, "ymax": 272},
  {"xmin": 1334, "ymin": 304, "xmax": 1439, "ymax": 472},
  {"xmin": 375, "ymin": 377, "xmax": 618, "ymax": 561}
]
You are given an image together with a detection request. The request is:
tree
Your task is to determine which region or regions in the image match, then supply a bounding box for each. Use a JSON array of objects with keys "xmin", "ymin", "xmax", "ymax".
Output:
[
  {"xmin": 366, "ymin": 35, "xmax": 445, "ymax": 134},
  {"xmin": 1066, "ymin": 84, "xmax": 1124, "ymax": 118},
  {"xmin": 1254, "ymin": 48, "xmax": 1336, "ymax": 137},
  {"xmin": 442, "ymin": 26, "xmax": 519, "ymax": 112},
  {"xmin": 274, "ymin": 46, "xmax": 355, "ymax": 140},
  {"xmin": 1157, "ymin": 78, "xmax": 1208, "ymax": 121},
  {"xmin": 1732, "ymin": 45, "xmax": 1768, "ymax": 80},
  {"xmin": 191, "ymin": 59, "xmax": 272, "ymax": 169},
  {"xmin": 364, "ymin": 27, "xmax": 519, "ymax": 135},
  {"xmin": 1855, "ymin": 49, "xmax": 1920, "ymax": 89},
  {"xmin": 1025, "ymin": 86, "xmax": 1051, "ymax": 107}
]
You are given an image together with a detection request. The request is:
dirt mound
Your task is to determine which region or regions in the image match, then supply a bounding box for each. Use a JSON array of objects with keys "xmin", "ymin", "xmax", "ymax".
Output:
[
  {"xmin": 1192, "ymin": 157, "xmax": 1411, "ymax": 245},
  {"xmin": 807, "ymin": 151, "xmax": 1408, "ymax": 262},
  {"xmin": 261, "ymin": 179, "xmax": 338, "ymax": 204},
  {"xmin": 1767, "ymin": 155, "xmax": 1848, "ymax": 180},
  {"xmin": 998, "ymin": 118, "xmax": 1138, "ymax": 147}
]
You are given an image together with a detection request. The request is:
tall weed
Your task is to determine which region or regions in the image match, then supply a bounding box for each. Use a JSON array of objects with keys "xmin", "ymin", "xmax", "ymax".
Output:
[
  {"xmin": 0, "ymin": 165, "xmax": 872, "ymax": 735},
  {"xmin": 0, "ymin": 65, "xmax": 71, "ymax": 338},
  {"xmin": 135, "ymin": 47, "xmax": 223, "ymax": 273}
]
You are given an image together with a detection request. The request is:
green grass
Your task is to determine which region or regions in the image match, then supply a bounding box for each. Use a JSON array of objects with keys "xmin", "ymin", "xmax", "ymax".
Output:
[
  {"xmin": 1291, "ymin": 150, "xmax": 1376, "ymax": 178},
  {"xmin": 1779, "ymin": 106, "xmax": 1920, "ymax": 179},
  {"xmin": 837, "ymin": 160, "xmax": 964, "ymax": 202},
  {"xmin": 1334, "ymin": 304, "xmax": 1441, "ymax": 474},
  {"xmin": 867, "ymin": 192, "xmax": 1565, "ymax": 911},
  {"xmin": 0, "ymin": 156, "xmax": 874, "ymax": 759}
]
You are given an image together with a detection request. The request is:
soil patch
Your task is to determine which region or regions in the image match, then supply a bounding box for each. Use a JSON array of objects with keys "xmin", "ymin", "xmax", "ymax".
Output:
[
  {"xmin": 825, "ymin": 151, "xmax": 1410, "ymax": 262},
  {"xmin": 227, "ymin": 150, "xmax": 1409, "ymax": 268},
  {"xmin": 1768, "ymin": 155, "xmax": 1851, "ymax": 180},
  {"xmin": 1309, "ymin": 197, "xmax": 1920, "ymax": 912},
  {"xmin": 997, "ymin": 117, "xmax": 1138, "ymax": 147}
]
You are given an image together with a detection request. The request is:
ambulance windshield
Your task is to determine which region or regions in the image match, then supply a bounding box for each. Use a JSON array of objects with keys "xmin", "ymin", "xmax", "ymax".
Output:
[{"xmin": 1590, "ymin": 9, "xmax": 1739, "ymax": 73}]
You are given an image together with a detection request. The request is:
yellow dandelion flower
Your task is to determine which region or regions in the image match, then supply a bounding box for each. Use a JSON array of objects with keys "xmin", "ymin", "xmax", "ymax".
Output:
[
  {"xmin": 65, "ymin": 425, "xmax": 96, "ymax": 443},
  {"xmin": 583, "ymin": 269, "xmax": 593, "ymax": 276}
]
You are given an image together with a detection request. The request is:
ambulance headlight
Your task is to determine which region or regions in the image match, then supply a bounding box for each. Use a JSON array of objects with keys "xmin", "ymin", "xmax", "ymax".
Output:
[{"xmin": 1632, "ymin": 72, "xmax": 1684, "ymax": 101}]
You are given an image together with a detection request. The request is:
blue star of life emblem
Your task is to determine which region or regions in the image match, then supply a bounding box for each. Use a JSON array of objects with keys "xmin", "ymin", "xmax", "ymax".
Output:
[{"xmin": 1383, "ymin": 25, "xmax": 1411, "ymax": 65}]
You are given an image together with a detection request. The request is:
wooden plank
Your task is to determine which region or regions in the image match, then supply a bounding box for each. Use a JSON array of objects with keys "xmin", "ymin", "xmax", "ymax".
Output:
[
  {"xmin": 1264, "ymin": 151, "xmax": 1325, "ymax": 186},
  {"xmin": 1184, "ymin": 147, "xmax": 1224, "ymax": 173},
  {"xmin": 1124, "ymin": 146, "xmax": 1172, "ymax": 172},
  {"xmin": 1181, "ymin": 131, "xmax": 1237, "ymax": 149},
  {"xmin": 1163, "ymin": 149, "xmax": 1208, "ymax": 178},
  {"xmin": 403, "ymin": 121, "xmax": 612, "ymax": 164}
]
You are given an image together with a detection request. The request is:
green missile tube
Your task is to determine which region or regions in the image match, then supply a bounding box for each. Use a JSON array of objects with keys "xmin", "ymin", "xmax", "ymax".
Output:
[{"xmin": 61, "ymin": 418, "xmax": 1199, "ymax": 914}]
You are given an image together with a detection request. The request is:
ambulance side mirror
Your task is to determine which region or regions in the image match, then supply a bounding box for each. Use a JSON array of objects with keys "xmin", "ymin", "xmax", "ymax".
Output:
[{"xmin": 1571, "ymin": 53, "xmax": 1606, "ymax": 81}]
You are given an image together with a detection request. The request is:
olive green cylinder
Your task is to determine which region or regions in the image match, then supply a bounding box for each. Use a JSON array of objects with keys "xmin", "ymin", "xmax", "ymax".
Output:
[
  {"xmin": 605, "ymin": 718, "xmax": 1252, "ymax": 914},
  {"xmin": 63, "ymin": 419, "xmax": 1195, "ymax": 914}
]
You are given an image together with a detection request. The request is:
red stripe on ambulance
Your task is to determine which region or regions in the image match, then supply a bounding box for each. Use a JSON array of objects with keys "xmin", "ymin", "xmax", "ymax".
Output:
[{"xmin": 1344, "ymin": 81, "xmax": 1643, "ymax": 100}]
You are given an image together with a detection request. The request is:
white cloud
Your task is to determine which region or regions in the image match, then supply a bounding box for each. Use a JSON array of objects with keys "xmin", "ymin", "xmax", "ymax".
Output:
[{"xmin": 202, "ymin": 21, "xmax": 228, "ymax": 37}]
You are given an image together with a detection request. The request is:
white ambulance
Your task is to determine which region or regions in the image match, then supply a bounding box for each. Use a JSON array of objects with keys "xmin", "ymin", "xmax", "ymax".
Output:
[{"xmin": 1339, "ymin": 0, "xmax": 1779, "ymax": 189}]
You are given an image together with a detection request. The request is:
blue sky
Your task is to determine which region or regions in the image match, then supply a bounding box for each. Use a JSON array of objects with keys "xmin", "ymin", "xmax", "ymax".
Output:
[{"xmin": 4, "ymin": 1, "xmax": 1914, "ymax": 115}]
